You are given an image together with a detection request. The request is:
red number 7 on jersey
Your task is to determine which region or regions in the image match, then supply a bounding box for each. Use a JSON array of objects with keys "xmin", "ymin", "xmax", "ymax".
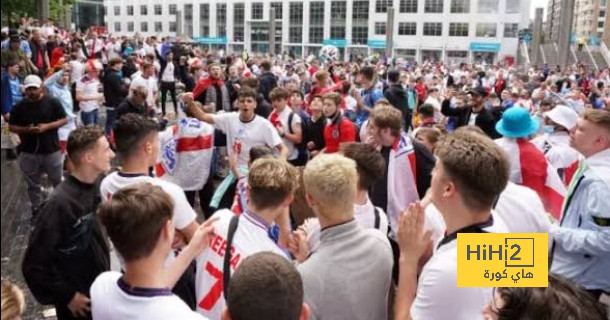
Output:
[{"xmin": 199, "ymin": 262, "xmax": 224, "ymax": 310}]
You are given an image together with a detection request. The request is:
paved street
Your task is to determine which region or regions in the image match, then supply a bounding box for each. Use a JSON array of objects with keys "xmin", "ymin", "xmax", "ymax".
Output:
[{"xmin": 1, "ymin": 152, "xmax": 55, "ymax": 319}]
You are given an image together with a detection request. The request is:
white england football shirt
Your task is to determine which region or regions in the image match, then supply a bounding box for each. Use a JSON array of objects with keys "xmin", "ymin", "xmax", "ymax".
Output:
[
  {"xmin": 270, "ymin": 107, "xmax": 301, "ymax": 161},
  {"xmin": 212, "ymin": 113, "xmax": 283, "ymax": 166},
  {"xmin": 100, "ymin": 172, "xmax": 197, "ymax": 270},
  {"xmin": 76, "ymin": 76, "xmax": 101, "ymax": 112},
  {"xmin": 195, "ymin": 209, "xmax": 289, "ymax": 319},
  {"xmin": 91, "ymin": 271, "xmax": 207, "ymax": 320}
]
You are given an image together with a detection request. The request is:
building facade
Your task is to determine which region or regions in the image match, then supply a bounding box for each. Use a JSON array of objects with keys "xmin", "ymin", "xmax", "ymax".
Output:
[
  {"xmin": 74, "ymin": 0, "xmax": 106, "ymax": 30},
  {"xmin": 104, "ymin": 0, "xmax": 530, "ymax": 64},
  {"xmin": 573, "ymin": 0, "xmax": 607, "ymax": 40},
  {"xmin": 546, "ymin": 0, "xmax": 562, "ymax": 43}
]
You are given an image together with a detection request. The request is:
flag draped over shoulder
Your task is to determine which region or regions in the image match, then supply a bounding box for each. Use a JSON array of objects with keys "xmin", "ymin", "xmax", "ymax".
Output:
[{"xmin": 497, "ymin": 138, "xmax": 566, "ymax": 219}]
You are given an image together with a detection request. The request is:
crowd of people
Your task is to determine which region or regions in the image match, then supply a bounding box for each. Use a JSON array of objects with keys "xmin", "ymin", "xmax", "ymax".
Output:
[{"xmin": 1, "ymin": 21, "xmax": 610, "ymax": 320}]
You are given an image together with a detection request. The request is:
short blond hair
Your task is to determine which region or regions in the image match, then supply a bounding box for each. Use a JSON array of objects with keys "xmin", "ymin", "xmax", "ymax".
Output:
[
  {"xmin": 370, "ymin": 105, "xmax": 403, "ymax": 137},
  {"xmin": 1, "ymin": 279, "xmax": 25, "ymax": 320},
  {"xmin": 248, "ymin": 158, "xmax": 298, "ymax": 210},
  {"xmin": 303, "ymin": 154, "xmax": 357, "ymax": 213},
  {"xmin": 583, "ymin": 108, "xmax": 610, "ymax": 135}
]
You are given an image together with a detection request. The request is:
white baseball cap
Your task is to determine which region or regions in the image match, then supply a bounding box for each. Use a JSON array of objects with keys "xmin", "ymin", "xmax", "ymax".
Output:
[
  {"xmin": 544, "ymin": 105, "xmax": 579, "ymax": 130},
  {"xmin": 23, "ymin": 75, "xmax": 42, "ymax": 89}
]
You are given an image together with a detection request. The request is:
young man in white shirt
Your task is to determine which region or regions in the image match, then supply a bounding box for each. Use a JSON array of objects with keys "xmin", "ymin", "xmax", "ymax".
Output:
[
  {"xmin": 100, "ymin": 113, "xmax": 200, "ymax": 308},
  {"xmin": 269, "ymin": 87, "xmax": 303, "ymax": 166},
  {"xmin": 76, "ymin": 60, "xmax": 104, "ymax": 126},
  {"xmin": 395, "ymin": 130, "xmax": 510, "ymax": 320},
  {"xmin": 195, "ymin": 158, "xmax": 297, "ymax": 319},
  {"xmin": 92, "ymin": 183, "xmax": 216, "ymax": 320},
  {"xmin": 129, "ymin": 62, "xmax": 158, "ymax": 114},
  {"xmin": 184, "ymin": 87, "xmax": 288, "ymax": 166}
]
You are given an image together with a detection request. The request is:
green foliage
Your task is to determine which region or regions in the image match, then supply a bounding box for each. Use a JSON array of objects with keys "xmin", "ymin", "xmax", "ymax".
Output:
[{"xmin": 1, "ymin": 0, "xmax": 76, "ymax": 26}]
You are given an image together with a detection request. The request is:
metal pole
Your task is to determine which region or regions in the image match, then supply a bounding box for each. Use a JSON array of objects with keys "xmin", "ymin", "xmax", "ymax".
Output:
[
  {"xmin": 269, "ymin": 8, "xmax": 276, "ymax": 55},
  {"xmin": 386, "ymin": 7, "xmax": 394, "ymax": 59}
]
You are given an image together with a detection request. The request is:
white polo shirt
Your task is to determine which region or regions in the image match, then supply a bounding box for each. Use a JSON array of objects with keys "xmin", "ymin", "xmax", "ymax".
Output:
[
  {"xmin": 91, "ymin": 271, "xmax": 207, "ymax": 320},
  {"xmin": 411, "ymin": 219, "xmax": 508, "ymax": 320},
  {"xmin": 195, "ymin": 209, "xmax": 289, "ymax": 319},
  {"xmin": 212, "ymin": 113, "xmax": 283, "ymax": 167}
]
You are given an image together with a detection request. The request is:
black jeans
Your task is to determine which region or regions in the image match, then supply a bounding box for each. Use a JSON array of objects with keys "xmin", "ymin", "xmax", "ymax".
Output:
[
  {"xmin": 160, "ymin": 81, "xmax": 177, "ymax": 116},
  {"xmin": 184, "ymin": 178, "xmax": 216, "ymax": 220}
]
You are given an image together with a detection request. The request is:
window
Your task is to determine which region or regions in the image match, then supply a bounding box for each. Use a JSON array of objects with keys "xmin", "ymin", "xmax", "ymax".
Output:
[
  {"xmin": 252, "ymin": 2, "xmax": 263, "ymax": 20},
  {"xmin": 169, "ymin": 4, "xmax": 177, "ymax": 15},
  {"xmin": 271, "ymin": 2, "xmax": 283, "ymax": 19},
  {"xmin": 352, "ymin": 26, "xmax": 368, "ymax": 45},
  {"xmin": 154, "ymin": 5, "xmax": 162, "ymax": 15},
  {"xmin": 155, "ymin": 22, "xmax": 162, "ymax": 33},
  {"xmin": 217, "ymin": 10, "xmax": 229, "ymax": 39},
  {"xmin": 600, "ymin": 10, "xmax": 606, "ymax": 18},
  {"xmin": 127, "ymin": 22, "xmax": 134, "ymax": 32},
  {"xmin": 184, "ymin": 4, "xmax": 193, "ymax": 20},
  {"xmin": 331, "ymin": 1, "xmax": 347, "ymax": 20},
  {"xmin": 449, "ymin": 22, "xmax": 469, "ymax": 36},
  {"xmin": 310, "ymin": 2, "xmax": 324, "ymax": 25},
  {"xmin": 200, "ymin": 4, "xmax": 209, "ymax": 20},
  {"xmin": 309, "ymin": 27, "xmax": 323, "ymax": 43},
  {"xmin": 234, "ymin": 3, "xmax": 245, "ymax": 42},
  {"xmin": 503, "ymin": 23, "xmax": 518, "ymax": 37},
  {"xmin": 477, "ymin": 0, "xmax": 498, "ymax": 13},
  {"xmin": 141, "ymin": 22, "xmax": 148, "ymax": 32},
  {"xmin": 398, "ymin": 22, "xmax": 417, "ymax": 35},
  {"xmin": 289, "ymin": 26, "xmax": 302, "ymax": 43},
  {"xmin": 290, "ymin": 3, "xmax": 303, "ymax": 24},
  {"xmin": 140, "ymin": 5, "xmax": 147, "ymax": 15},
  {"xmin": 505, "ymin": 0, "xmax": 520, "ymax": 13},
  {"xmin": 400, "ymin": 0, "xmax": 418, "ymax": 13},
  {"xmin": 169, "ymin": 22, "xmax": 177, "ymax": 32},
  {"xmin": 425, "ymin": 0, "xmax": 444, "ymax": 13},
  {"xmin": 376, "ymin": 0, "xmax": 392, "ymax": 13},
  {"xmin": 331, "ymin": 26, "xmax": 346, "ymax": 39},
  {"xmin": 126, "ymin": 5, "xmax": 133, "ymax": 16},
  {"xmin": 114, "ymin": 6, "xmax": 120, "ymax": 15},
  {"xmin": 451, "ymin": 0, "xmax": 470, "ymax": 13},
  {"xmin": 201, "ymin": 26, "xmax": 210, "ymax": 37},
  {"xmin": 599, "ymin": 21, "xmax": 605, "ymax": 28},
  {"xmin": 114, "ymin": 22, "xmax": 121, "ymax": 32},
  {"xmin": 353, "ymin": 1, "xmax": 369, "ymax": 20},
  {"xmin": 375, "ymin": 22, "xmax": 387, "ymax": 35},
  {"xmin": 476, "ymin": 23, "xmax": 497, "ymax": 37},
  {"xmin": 423, "ymin": 22, "xmax": 443, "ymax": 36},
  {"xmin": 251, "ymin": 22, "xmax": 269, "ymax": 42}
]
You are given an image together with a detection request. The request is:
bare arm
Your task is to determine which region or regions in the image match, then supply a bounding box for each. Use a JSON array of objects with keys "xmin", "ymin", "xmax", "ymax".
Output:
[
  {"xmin": 275, "ymin": 143, "xmax": 289, "ymax": 159},
  {"xmin": 184, "ymin": 93, "xmax": 215, "ymax": 125},
  {"xmin": 284, "ymin": 121, "xmax": 302, "ymax": 144},
  {"xmin": 164, "ymin": 218, "xmax": 217, "ymax": 288}
]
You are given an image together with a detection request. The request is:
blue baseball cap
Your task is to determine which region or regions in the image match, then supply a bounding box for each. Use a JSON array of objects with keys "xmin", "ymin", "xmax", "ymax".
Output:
[{"xmin": 495, "ymin": 107, "xmax": 540, "ymax": 138}]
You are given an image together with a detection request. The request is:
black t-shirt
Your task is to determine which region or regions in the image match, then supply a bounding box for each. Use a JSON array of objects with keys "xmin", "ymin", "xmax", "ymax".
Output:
[{"xmin": 9, "ymin": 95, "xmax": 67, "ymax": 154}]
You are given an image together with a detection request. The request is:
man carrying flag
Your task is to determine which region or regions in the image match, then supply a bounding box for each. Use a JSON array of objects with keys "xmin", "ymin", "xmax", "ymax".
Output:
[
  {"xmin": 550, "ymin": 108, "xmax": 610, "ymax": 300},
  {"xmin": 495, "ymin": 107, "xmax": 566, "ymax": 219}
]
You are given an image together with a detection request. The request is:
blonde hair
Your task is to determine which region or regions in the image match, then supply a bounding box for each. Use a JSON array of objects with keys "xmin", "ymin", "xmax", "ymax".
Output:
[
  {"xmin": 583, "ymin": 108, "xmax": 610, "ymax": 135},
  {"xmin": 1, "ymin": 279, "xmax": 25, "ymax": 320},
  {"xmin": 314, "ymin": 70, "xmax": 329, "ymax": 82},
  {"xmin": 303, "ymin": 154, "xmax": 357, "ymax": 214},
  {"xmin": 248, "ymin": 158, "xmax": 298, "ymax": 210}
]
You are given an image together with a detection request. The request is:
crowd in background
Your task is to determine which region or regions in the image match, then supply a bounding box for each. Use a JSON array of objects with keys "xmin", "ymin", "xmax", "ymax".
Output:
[{"xmin": 1, "ymin": 18, "xmax": 609, "ymax": 320}]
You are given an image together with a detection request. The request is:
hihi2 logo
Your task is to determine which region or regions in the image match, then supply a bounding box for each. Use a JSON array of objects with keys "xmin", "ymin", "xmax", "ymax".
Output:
[{"xmin": 457, "ymin": 233, "xmax": 548, "ymax": 287}]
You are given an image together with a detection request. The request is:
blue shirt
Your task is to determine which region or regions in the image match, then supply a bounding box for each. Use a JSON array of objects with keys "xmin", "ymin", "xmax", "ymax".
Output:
[
  {"xmin": 44, "ymin": 71, "xmax": 75, "ymax": 119},
  {"xmin": 8, "ymin": 75, "xmax": 23, "ymax": 106},
  {"xmin": 551, "ymin": 149, "xmax": 610, "ymax": 291},
  {"xmin": 356, "ymin": 87, "xmax": 383, "ymax": 127},
  {"xmin": 1, "ymin": 39, "xmax": 31, "ymax": 57}
]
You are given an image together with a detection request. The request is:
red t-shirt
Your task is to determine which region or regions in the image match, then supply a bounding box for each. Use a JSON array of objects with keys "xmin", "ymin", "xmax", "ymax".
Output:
[
  {"xmin": 415, "ymin": 83, "xmax": 427, "ymax": 102},
  {"xmin": 324, "ymin": 117, "xmax": 356, "ymax": 153}
]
